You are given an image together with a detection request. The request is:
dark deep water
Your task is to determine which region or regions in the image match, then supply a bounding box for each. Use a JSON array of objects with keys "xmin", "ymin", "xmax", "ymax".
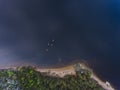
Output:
[{"xmin": 0, "ymin": 0, "xmax": 120, "ymax": 89}]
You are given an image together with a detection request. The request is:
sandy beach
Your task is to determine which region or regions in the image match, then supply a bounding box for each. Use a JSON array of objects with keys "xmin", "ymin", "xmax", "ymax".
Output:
[
  {"xmin": 78, "ymin": 63, "xmax": 115, "ymax": 90},
  {"xmin": 91, "ymin": 74, "xmax": 115, "ymax": 90},
  {"xmin": 35, "ymin": 63, "xmax": 115, "ymax": 90},
  {"xmin": 36, "ymin": 65, "xmax": 76, "ymax": 78},
  {"xmin": 0, "ymin": 63, "xmax": 115, "ymax": 90}
]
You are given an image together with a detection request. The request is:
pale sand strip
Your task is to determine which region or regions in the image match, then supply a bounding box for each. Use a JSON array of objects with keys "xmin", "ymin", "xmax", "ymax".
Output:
[
  {"xmin": 36, "ymin": 64, "xmax": 115, "ymax": 90},
  {"xmin": 35, "ymin": 65, "xmax": 76, "ymax": 78},
  {"xmin": 79, "ymin": 63, "xmax": 115, "ymax": 90},
  {"xmin": 0, "ymin": 64, "xmax": 116, "ymax": 90},
  {"xmin": 91, "ymin": 74, "xmax": 115, "ymax": 90}
]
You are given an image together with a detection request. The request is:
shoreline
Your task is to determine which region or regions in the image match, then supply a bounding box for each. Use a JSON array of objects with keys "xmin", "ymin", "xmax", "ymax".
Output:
[
  {"xmin": 75, "ymin": 63, "xmax": 115, "ymax": 90},
  {"xmin": 80, "ymin": 64, "xmax": 115, "ymax": 90},
  {"xmin": 0, "ymin": 62, "xmax": 116, "ymax": 90},
  {"xmin": 36, "ymin": 65, "xmax": 76, "ymax": 78}
]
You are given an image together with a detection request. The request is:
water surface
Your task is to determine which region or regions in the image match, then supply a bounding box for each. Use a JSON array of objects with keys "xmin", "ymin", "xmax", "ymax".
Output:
[{"xmin": 0, "ymin": 0, "xmax": 120, "ymax": 89}]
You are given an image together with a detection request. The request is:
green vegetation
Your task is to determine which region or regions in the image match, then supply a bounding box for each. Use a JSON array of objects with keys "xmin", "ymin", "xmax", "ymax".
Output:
[{"xmin": 0, "ymin": 66, "xmax": 104, "ymax": 90}]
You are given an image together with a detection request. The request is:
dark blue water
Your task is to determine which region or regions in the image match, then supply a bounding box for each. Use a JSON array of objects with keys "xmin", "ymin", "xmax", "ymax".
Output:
[{"xmin": 0, "ymin": 0, "xmax": 120, "ymax": 89}]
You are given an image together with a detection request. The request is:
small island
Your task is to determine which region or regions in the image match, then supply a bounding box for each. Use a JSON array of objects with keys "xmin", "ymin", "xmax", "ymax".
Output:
[{"xmin": 0, "ymin": 63, "xmax": 115, "ymax": 90}]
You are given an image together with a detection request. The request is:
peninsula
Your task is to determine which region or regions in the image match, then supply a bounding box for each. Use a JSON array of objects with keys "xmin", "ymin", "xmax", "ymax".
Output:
[{"xmin": 0, "ymin": 63, "xmax": 115, "ymax": 90}]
